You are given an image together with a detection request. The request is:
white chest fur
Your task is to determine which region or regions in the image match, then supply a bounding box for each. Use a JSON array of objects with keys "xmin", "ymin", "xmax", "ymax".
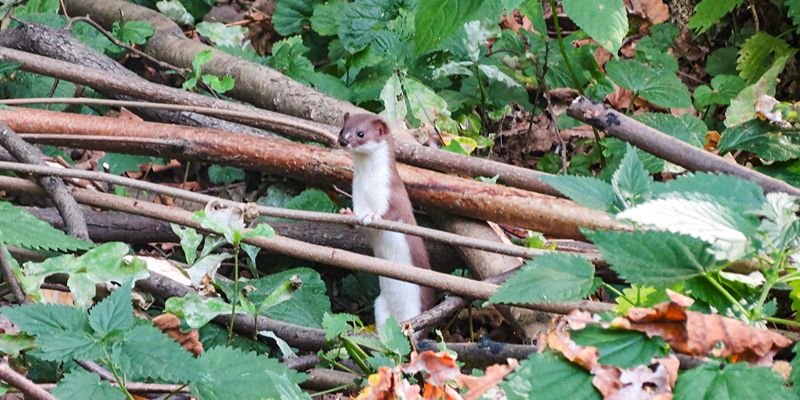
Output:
[{"xmin": 350, "ymin": 142, "xmax": 422, "ymax": 330}]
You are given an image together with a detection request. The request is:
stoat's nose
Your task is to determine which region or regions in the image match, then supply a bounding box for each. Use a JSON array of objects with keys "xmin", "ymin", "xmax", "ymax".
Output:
[{"xmin": 337, "ymin": 135, "xmax": 349, "ymax": 147}]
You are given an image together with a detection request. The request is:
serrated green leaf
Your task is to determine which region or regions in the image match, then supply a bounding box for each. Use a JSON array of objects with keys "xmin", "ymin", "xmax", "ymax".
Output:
[
  {"xmin": 687, "ymin": 0, "xmax": 744, "ymax": 33},
  {"xmin": 726, "ymin": 51, "xmax": 796, "ymax": 127},
  {"xmin": 165, "ymin": 293, "xmax": 230, "ymax": 329},
  {"xmin": 322, "ymin": 312, "xmax": 361, "ymax": 340},
  {"xmin": 675, "ymin": 362, "xmax": 793, "ymax": 400},
  {"xmin": 585, "ymin": 230, "xmax": 718, "ymax": 287},
  {"xmin": 414, "ymin": 0, "xmax": 486, "ymax": 56},
  {"xmin": 538, "ymin": 175, "xmax": 614, "ymax": 212},
  {"xmin": 338, "ymin": 0, "xmax": 406, "ymax": 55},
  {"xmin": 501, "ymin": 351, "xmax": 600, "ymax": 400},
  {"xmin": 111, "ymin": 20, "xmax": 154, "ymax": 46},
  {"xmin": 191, "ymin": 347, "xmax": 308, "ymax": 400},
  {"xmin": 720, "ymin": 119, "xmax": 800, "ymax": 161},
  {"xmin": 635, "ymin": 113, "xmax": 707, "ymax": 148},
  {"xmin": 310, "ymin": 0, "xmax": 346, "ymax": 36},
  {"xmin": 654, "ymin": 172, "xmax": 765, "ymax": 209},
  {"xmin": 562, "ymin": 0, "xmax": 627, "ymax": 54},
  {"xmin": 88, "ymin": 286, "xmax": 134, "ymax": 336},
  {"xmin": 693, "ymin": 75, "xmax": 746, "ymax": 109},
  {"xmin": 705, "ymin": 47, "xmax": 739, "ymax": 77},
  {"xmin": 52, "ymin": 370, "xmax": 125, "ymax": 400},
  {"xmin": 489, "ymin": 253, "xmax": 596, "ymax": 304},
  {"xmin": 379, "ymin": 315, "xmax": 410, "ymax": 356},
  {"xmin": 201, "ymin": 74, "xmax": 235, "ymax": 93},
  {"xmin": 3, "ymin": 303, "xmax": 102, "ymax": 362},
  {"xmin": 613, "ymin": 285, "xmax": 669, "ymax": 314},
  {"xmin": 612, "ymin": 145, "xmax": 653, "ymax": 209},
  {"xmin": 757, "ymin": 192, "xmax": 800, "ymax": 251},
  {"xmin": 0, "ymin": 72, "xmax": 73, "ymax": 111},
  {"xmin": 113, "ymin": 324, "xmax": 195, "ymax": 382},
  {"xmin": 267, "ymin": 36, "xmax": 316, "ymax": 84},
  {"xmin": 195, "ymin": 21, "xmax": 245, "ymax": 47},
  {"xmin": 788, "ymin": 0, "xmax": 800, "ymax": 33},
  {"xmin": 207, "ymin": 164, "xmax": 245, "ymax": 185},
  {"xmin": 571, "ymin": 326, "xmax": 665, "ymax": 368},
  {"xmin": 737, "ymin": 32, "xmax": 793, "ymax": 84},
  {"xmin": 605, "ymin": 59, "xmax": 691, "ymax": 108},
  {"xmin": 273, "ymin": 0, "xmax": 321, "ymax": 35},
  {"xmin": 285, "ymin": 188, "xmax": 337, "ymax": 213},
  {"xmin": 0, "ymin": 201, "xmax": 92, "ymax": 252}
]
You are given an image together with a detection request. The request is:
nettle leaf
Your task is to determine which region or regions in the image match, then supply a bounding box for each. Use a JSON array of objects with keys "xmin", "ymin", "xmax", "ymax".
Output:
[
  {"xmin": 0, "ymin": 71, "xmax": 73, "ymax": 111},
  {"xmin": 718, "ymin": 119, "xmax": 800, "ymax": 161},
  {"xmin": 688, "ymin": 0, "xmax": 743, "ymax": 33},
  {"xmin": 310, "ymin": 0, "xmax": 346, "ymax": 36},
  {"xmin": 379, "ymin": 315, "xmax": 411, "ymax": 356},
  {"xmin": 156, "ymin": 0, "xmax": 194, "ymax": 25},
  {"xmin": 114, "ymin": 324, "xmax": 195, "ymax": 382},
  {"xmin": 489, "ymin": 253, "xmax": 596, "ymax": 304},
  {"xmin": 165, "ymin": 293, "xmax": 230, "ymax": 329},
  {"xmin": 13, "ymin": 0, "xmax": 59, "ymax": 14},
  {"xmin": 674, "ymin": 362, "xmax": 793, "ymax": 400},
  {"xmin": 571, "ymin": 326, "xmax": 666, "ymax": 368},
  {"xmin": 538, "ymin": 175, "xmax": 615, "ymax": 212},
  {"xmin": 635, "ymin": 113, "xmax": 706, "ymax": 148},
  {"xmin": 414, "ymin": 0, "xmax": 490, "ymax": 56},
  {"xmin": 195, "ymin": 21, "xmax": 245, "ymax": 47},
  {"xmin": 52, "ymin": 370, "xmax": 124, "ymax": 400},
  {"xmin": 88, "ymin": 286, "xmax": 134, "ymax": 336},
  {"xmin": 585, "ymin": 230, "xmax": 718, "ymax": 288},
  {"xmin": 653, "ymin": 172, "xmax": 765, "ymax": 209},
  {"xmin": 758, "ymin": 192, "xmax": 800, "ymax": 251},
  {"xmin": 501, "ymin": 351, "xmax": 600, "ymax": 400},
  {"xmin": 267, "ymin": 36, "xmax": 315, "ymax": 83},
  {"xmin": 273, "ymin": 0, "xmax": 321, "ymax": 35},
  {"xmin": 0, "ymin": 201, "xmax": 92, "ymax": 252},
  {"xmin": 562, "ymin": 0, "xmax": 627, "ymax": 54},
  {"xmin": 111, "ymin": 20, "xmax": 154, "ymax": 46},
  {"xmin": 285, "ymin": 188, "xmax": 337, "ymax": 213},
  {"xmin": 191, "ymin": 347, "xmax": 308, "ymax": 400},
  {"xmin": 338, "ymin": 0, "xmax": 407, "ymax": 54},
  {"xmin": 605, "ymin": 59, "xmax": 691, "ymax": 108},
  {"xmin": 617, "ymin": 196, "xmax": 756, "ymax": 261},
  {"xmin": 611, "ymin": 145, "xmax": 653, "ymax": 209},
  {"xmin": 726, "ymin": 51, "xmax": 796, "ymax": 127},
  {"xmin": 737, "ymin": 32, "xmax": 792, "ymax": 84},
  {"xmin": 402, "ymin": 75, "xmax": 450, "ymax": 126},
  {"xmin": 693, "ymin": 74, "xmax": 746, "ymax": 109},
  {"xmin": 322, "ymin": 312, "xmax": 361, "ymax": 340}
]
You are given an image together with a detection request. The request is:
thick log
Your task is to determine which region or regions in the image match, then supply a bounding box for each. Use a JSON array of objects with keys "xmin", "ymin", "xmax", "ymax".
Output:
[{"xmin": 0, "ymin": 108, "xmax": 623, "ymax": 239}]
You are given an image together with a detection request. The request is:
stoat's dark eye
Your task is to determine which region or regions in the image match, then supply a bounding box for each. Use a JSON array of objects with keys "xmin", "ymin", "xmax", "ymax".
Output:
[{"xmin": 357, "ymin": 131, "xmax": 365, "ymax": 138}]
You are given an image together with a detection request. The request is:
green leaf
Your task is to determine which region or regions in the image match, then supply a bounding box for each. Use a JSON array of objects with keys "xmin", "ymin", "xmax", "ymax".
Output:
[
  {"xmin": 273, "ymin": 0, "xmax": 321, "ymax": 35},
  {"xmin": 266, "ymin": 36, "xmax": 316, "ymax": 84},
  {"xmin": 171, "ymin": 224, "xmax": 202, "ymax": 265},
  {"xmin": 338, "ymin": 0, "xmax": 408, "ymax": 55},
  {"xmin": 585, "ymin": 230, "xmax": 718, "ymax": 287},
  {"xmin": 674, "ymin": 362, "xmax": 793, "ymax": 400},
  {"xmin": 114, "ymin": 324, "xmax": 195, "ymax": 382},
  {"xmin": 705, "ymin": 47, "xmax": 739, "ymax": 77},
  {"xmin": 0, "ymin": 333, "xmax": 36, "ymax": 356},
  {"xmin": 285, "ymin": 188, "xmax": 337, "ymax": 213},
  {"xmin": 111, "ymin": 20, "xmax": 154, "ymax": 46},
  {"xmin": 634, "ymin": 113, "xmax": 707, "ymax": 148},
  {"xmin": 613, "ymin": 285, "xmax": 669, "ymax": 314},
  {"xmin": 719, "ymin": 119, "xmax": 800, "ymax": 161},
  {"xmin": 653, "ymin": 172, "xmax": 765, "ymax": 209},
  {"xmin": 538, "ymin": 175, "xmax": 614, "ymax": 212},
  {"xmin": 571, "ymin": 326, "xmax": 665, "ymax": 368},
  {"xmin": 688, "ymin": 0, "xmax": 744, "ymax": 33},
  {"xmin": 400, "ymin": 75, "xmax": 451, "ymax": 127},
  {"xmin": 694, "ymin": 74, "xmax": 746, "ymax": 109},
  {"xmin": 562, "ymin": 0, "xmax": 627, "ymax": 54},
  {"xmin": 88, "ymin": 286, "xmax": 134, "ymax": 336},
  {"xmin": 52, "ymin": 370, "xmax": 125, "ymax": 400},
  {"xmin": 99, "ymin": 153, "xmax": 165, "ymax": 175},
  {"xmin": 501, "ymin": 351, "xmax": 600, "ymax": 400},
  {"xmin": 789, "ymin": 0, "xmax": 800, "ymax": 33},
  {"xmin": 156, "ymin": 0, "xmax": 194, "ymax": 25},
  {"xmin": 195, "ymin": 21, "xmax": 245, "ymax": 47},
  {"xmin": 726, "ymin": 51, "xmax": 796, "ymax": 127},
  {"xmin": 191, "ymin": 347, "xmax": 308, "ymax": 400},
  {"xmin": 0, "ymin": 72, "xmax": 73, "ymax": 111},
  {"xmin": 605, "ymin": 59, "xmax": 691, "ymax": 108},
  {"xmin": 165, "ymin": 293, "xmax": 230, "ymax": 329},
  {"xmin": 379, "ymin": 315, "xmax": 410, "ymax": 356},
  {"xmin": 201, "ymin": 74, "xmax": 235, "ymax": 93},
  {"xmin": 737, "ymin": 32, "xmax": 793, "ymax": 84},
  {"xmin": 322, "ymin": 312, "xmax": 361, "ymax": 340},
  {"xmin": 0, "ymin": 201, "xmax": 92, "ymax": 252},
  {"xmin": 414, "ymin": 0, "xmax": 486, "ymax": 56},
  {"xmin": 310, "ymin": 0, "xmax": 346, "ymax": 36},
  {"xmin": 489, "ymin": 253, "xmax": 596, "ymax": 304},
  {"xmin": 187, "ymin": 253, "xmax": 231, "ymax": 286},
  {"xmin": 611, "ymin": 144, "xmax": 653, "ymax": 209},
  {"xmin": 757, "ymin": 192, "xmax": 800, "ymax": 251},
  {"xmin": 2, "ymin": 304, "xmax": 102, "ymax": 362}
]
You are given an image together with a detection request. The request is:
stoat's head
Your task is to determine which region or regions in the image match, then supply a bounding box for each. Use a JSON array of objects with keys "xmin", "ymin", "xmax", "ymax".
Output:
[{"xmin": 337, "ymin": 113, "xmax": 389, "ymax": 154}]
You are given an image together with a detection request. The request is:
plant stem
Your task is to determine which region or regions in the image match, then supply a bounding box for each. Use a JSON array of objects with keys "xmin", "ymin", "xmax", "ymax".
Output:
[
  {"xmin": 602, "ymin": 282, "xmax": 627, "ymax": 301},
  {"xmin": 474, "ymin": 64, "xmax": 489, "ymax": 135},
  {"xmin": 104, "ymin": 357, "xmax": 135, "ymax": 400},
  {"xmin": 311, "ymin": 383, "xmax": 356, "ymax": 397},
  {"xmin": 227, "ymin": 242, "xmax": 240, "ymax": 346},
  {"xmin": 547, "ymin": 0, "xmax": 582, "ymax": 91},
  {"xmin": 704, "ymin": 275, "xmax": 749, "ymax": 317},
  {"xmin": 765, "ymin": 316, "xmax": 800, "ymax": 329}
]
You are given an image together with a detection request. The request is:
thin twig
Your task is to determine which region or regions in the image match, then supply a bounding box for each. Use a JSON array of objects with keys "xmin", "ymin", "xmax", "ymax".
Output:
[
  {"xmin": 0, "ymin": 358, "xmax": 56, "ymax": 400},
  {"xmin": 0, "ymin": 244, "xmax": 26, "ymax": 304}
]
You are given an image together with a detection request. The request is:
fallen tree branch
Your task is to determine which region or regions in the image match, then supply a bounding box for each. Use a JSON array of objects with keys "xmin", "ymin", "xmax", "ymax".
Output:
[
  {"xmin": 0, "ymin": 108, "xmax": 623, "ymax": 239},
  {"xmin": 0, "ymin": 358, "xmax": 56, "ymax": 400},
  {"xmin": 0, "ymin": 160, "xmax": 603, "ymax": 262},
  {"xmin": 0, "ymin": 244, "xmax": 26, "ymax": 304},
  {"xmin": 0, "ymin": 121, "xmax": 89, "ymax": 240},
  {"xmin": 568, "ymin": 96, "xmax": 800, "ymax": 196}
]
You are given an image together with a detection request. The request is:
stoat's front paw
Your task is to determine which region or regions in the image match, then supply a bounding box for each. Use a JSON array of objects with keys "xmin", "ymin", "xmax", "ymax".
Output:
[
  {"xmin": 357, "ymin": 211, "xmax": 380, "ymax": 224},
  {"xmin": 338, "ymin": 207, "xmax": 354, "ymax": 215}
]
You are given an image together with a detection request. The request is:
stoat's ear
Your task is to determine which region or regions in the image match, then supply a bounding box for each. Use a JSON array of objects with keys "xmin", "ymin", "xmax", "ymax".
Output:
[
  {"xmin": 342, "ymin": 112, "xmax": 350, "ymax": 124},
  {"xmin": 372, "ymin": 118, "xmax": 389, "ymax": 136}
]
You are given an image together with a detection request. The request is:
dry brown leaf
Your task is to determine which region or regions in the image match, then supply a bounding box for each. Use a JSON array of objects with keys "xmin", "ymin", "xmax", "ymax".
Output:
[
  {"xmin": 355, "ymin": 366, "xmax": 422, "ymax": 400},
  {"xmin": 625, "ymin": 0, "xmax": 669, "ymax": 24},
  {"xmin": 456, "ymin": 359, "xmax": 518, "ymax": 400},
  {"xmin": 606, "ymin": 86, "xmax": 633, "ymax": 110},
  {"xmin": 500, "ymin": 10, "xmax": 534, "ymax": 33},
  {"xmin": 613, "ymin": 290, "xmax": 792, "ymax": 364},
  {"xmin": 704, "ymin": 130, "xmax": 720, "ymax": 151},
  {"xmin": 404, "ymin": 351, "xmax": 461, "ymax": 386},
  {"xmin": 39, "ymin": 288, "xmax": 74, "ymax": 306},
  {"xmin": 152, "ymin": 313, "xmax": 203, "ymax": 356}
]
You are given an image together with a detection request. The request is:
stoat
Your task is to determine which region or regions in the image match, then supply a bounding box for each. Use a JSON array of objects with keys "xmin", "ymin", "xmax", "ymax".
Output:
[{"xmin": 338, "ymin": 113, "xmax": 434, "ymax": 333}]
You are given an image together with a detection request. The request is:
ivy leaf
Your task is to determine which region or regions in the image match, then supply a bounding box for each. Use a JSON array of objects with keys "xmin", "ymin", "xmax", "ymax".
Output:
[
  {"xmin": 726, "ymin": 51, "xmax": 796, "ymax": 127},
  {"xmin": 605, "ymin": 59, "xmax": 691, "ymax": 108},
  {"xmin": 52, "ymin": 370, "xmax": 125, "ymax": 400},
  {"xmin": 674, "ymin": 362, "xmax": 793, "ymax": 400},
  {"xmin": 111, "ymin": 20, "xmax": 154, "ymax": 46},
  {"xmin": 114, "ymin": 324, "xmax": 195, "ymax": 382},
  {"xmin": 562, "ymin": 0, "xmax": 627, "ymax": 54},
  {"xmin": 538, "ymin": 175, "xmax": 614, "ymax": 212},
  {"xmin": 611, "ymin": 144, "xmax": 653, "ymax": 210},
  {"xmin": 585, "ymin": 230, "xmax": 718, "ymax": 288},
  {"xmin": 191, "ymin": 347, "xmax": 308, "ymax": 400},
  {"xmin": 88, "ymin": 286, "xmax": 134, "ymax": 337},
  {"xmin": 489, "ymin": 253, "xmax": 596, "ymax": 304},
  {"xmin": 718, "ymin": 119, "xmax": 800, "ymax": 161},
  {"xmin": 687, "ymin": 0, "xmax": 744, "ymax": 33},
  {"xmin": 0, "ymin": 201, "xmax": 92, "ymax": 252},
  {"xmin": 617, "ymin": 196, "xmax": 756, "ymax": 261},
  {"xmin": 195, "ymin": 22, "xmax": 245, "ymax": 47},
  {"xmin": 273, "ymin": 0, "xmax": 321, "ymax": 35},
  {"xmin": 571, "ymin": 326, "xmax": 666, "ymax": 368},
  {"xmin": 501, "ymin": 351, "xmax": 600, "ymax": 400},
  {"xmin": 378, "ymin": 315, "xmax": 410, "ymax": 356}
]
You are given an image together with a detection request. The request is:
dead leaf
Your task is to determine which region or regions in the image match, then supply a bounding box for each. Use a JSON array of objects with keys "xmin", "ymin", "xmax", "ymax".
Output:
[
  {"xmin": 704, "ymin": 131, "xmax": 720, "ymax": 151},
  {"xmin": 456, "ymin": 359, "xmax": 518, "ymax": 400},
  {"xmin": 404, "ymin": 351, "xmax": 461, "ymax": 386},
  {"xmin": 613, "ymin": 290, "xmax": 792, "ymax": 365},
  {"xmin": 598, "ymin": 356, "xmax": 679, "ymax": 400},
  {"xmin": 625, "ymin": 0, "xmax": 669, "ymax": 24},
  {"xmin": 606, "ymin": 86, "xmax": 634, "ymax": 110},
  {"xmin": 39, "ymin": 288, "xmax": 74, "ymax": 306},
  {"xmin": 152, "ymin": 313, "xmax": 203, "ymax": 356},
  {"xmin": 500, "ymin": 10, "xmax": 534, "ymax": 33},
  {"xmin": 355, "ymin": 366, "xmax": 422, "ymax": 400}
]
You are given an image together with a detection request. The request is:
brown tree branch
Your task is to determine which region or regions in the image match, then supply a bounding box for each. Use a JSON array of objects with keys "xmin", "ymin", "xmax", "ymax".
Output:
[
  {"xmin": 0, "ymin": 244, "xmax": 26, "ymax": 304},
  {"xmin": 0, "ymin": 358, "xmax": 56, "ymax": 400},
  {"xmin": 0, "ymin": 121, "xmax": 89, "ymax": 240}
]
